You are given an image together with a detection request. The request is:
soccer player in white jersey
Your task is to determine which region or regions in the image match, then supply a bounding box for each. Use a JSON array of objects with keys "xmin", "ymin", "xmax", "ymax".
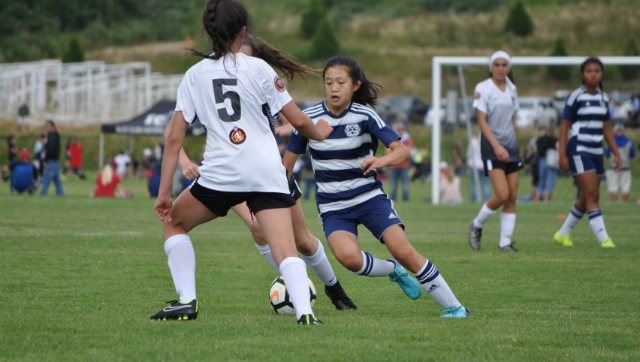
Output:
[
  {"xmin": 283, "ymin": 56, "xmax": 470, "ymax": 318},
  {"xmin": 150, "ymin": 0, "xmax": 333, "ymax": 325},
  {"xmin": 468, "ymin": 51, "xmax": 521, "ymax": 253},
  {"xmin": 554, "ymin": 57, "xmax": 621, "ymax": 248},
  {"xmin": 166, "ymin": 36, "xmax": 358, "ymax": 311}
]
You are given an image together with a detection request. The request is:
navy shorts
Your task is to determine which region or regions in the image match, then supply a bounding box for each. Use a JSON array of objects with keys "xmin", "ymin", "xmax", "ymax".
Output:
[
  {"xmin": 319, "ymin": 194, "xmax": 405, "ymax": 243},
  {"xmin": 566, "ymin": 140, "xmax": 604, "ymax": 177}
]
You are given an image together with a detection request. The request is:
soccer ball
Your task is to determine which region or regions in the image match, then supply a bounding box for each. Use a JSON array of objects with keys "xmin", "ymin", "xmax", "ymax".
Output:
[{"xmin": 268, "ymin": 275, "xmax": 317, "ymax": 315}]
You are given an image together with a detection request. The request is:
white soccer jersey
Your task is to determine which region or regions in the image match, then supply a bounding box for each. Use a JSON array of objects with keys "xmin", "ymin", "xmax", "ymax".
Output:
[
  {"xmin": 175, "ymin": 53, "xmax": 292, "ymax": 193},
  {"xmin": 473, "ymin": 78, "xmax": 520, "ymax": 162}
]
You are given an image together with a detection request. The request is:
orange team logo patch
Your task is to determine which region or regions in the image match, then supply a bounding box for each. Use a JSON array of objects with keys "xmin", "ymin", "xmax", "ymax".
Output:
[
  {"xmin": 229, "ymin": 126, "xmax": 246, "ymax": 144},
  {"xmin": 475, "ymin": 92, "xmax": 481, "ymax": 100},
  {"xmin": 274, "ymin": 76, "xmax": 286, "ymax": 92}
]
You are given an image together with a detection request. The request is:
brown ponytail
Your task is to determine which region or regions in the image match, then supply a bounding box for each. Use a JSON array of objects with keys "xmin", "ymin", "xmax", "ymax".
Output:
[{"xmin": 243, "ymin": 36, "xmax": 315, "ymax": 81}]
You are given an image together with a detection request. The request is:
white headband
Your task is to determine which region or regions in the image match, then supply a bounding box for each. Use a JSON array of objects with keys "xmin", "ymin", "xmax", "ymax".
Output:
[{"xmin": 489, "ymin": 51, "xmax": 511, "ymax": 70}]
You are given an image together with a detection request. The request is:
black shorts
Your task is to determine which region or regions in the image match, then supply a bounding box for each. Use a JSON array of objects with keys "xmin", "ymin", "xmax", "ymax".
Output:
[
  {"xmin": 189, "ymin": 180, "xmax": 295, "ymax": 217},
  {"xmin": 483, "ymin": 159, "xmax": 523, "ymax": 177},
  {"xmin": 289, "ymin": 177, "xmax": 302, "ymax": 201}
]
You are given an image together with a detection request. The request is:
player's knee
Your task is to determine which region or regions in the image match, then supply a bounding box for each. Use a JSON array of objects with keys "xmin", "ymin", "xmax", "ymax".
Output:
[
  {"xmin": 494, "ymin": 190, "xmax": 509, "ymax": 204},
  {"xmin": 247, "ymin": 222, "xmax": 266, "ymax": 243},
  {"xmin": 335, "ymin": 251, "xmax": 361, "ymax": 272}
]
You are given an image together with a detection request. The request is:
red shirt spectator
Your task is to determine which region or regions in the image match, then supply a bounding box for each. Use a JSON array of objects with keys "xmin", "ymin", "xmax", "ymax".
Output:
[
  {"xmin": 94, "ymin": 166, "xmax": 122, "ymax": 198},
  {"xmin": 68, "ymin": 142, "xmax": 83, "ymax": 168},
  {"xmin": 391, "ymin": 123, "xmax": 414, "ymax": 169}
]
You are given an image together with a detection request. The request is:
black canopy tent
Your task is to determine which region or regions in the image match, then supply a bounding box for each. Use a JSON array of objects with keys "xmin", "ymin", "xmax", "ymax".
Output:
[{"xmin": 99, "ymin": 100, "xmax": 204, "ymax": 167}]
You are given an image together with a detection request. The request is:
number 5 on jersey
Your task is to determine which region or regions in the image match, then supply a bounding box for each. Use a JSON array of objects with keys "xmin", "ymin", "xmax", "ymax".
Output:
[{"xmin": 213, "ymin": 79, "xmax": 241, "ymax": 122}]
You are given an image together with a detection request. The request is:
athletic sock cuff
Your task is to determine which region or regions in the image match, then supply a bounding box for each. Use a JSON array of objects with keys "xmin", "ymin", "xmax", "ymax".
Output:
[
  {"xmin": 164, "ymin": 234, "xmax": 191, "ymax": 256},
  {"xmin": 570, "ymin": 205, "xmax": 586, "ymax": 218},
  {"xmin": 254, "ymin": 243, "xmax": 271, "ymax": 255},
  {"xmin": 587, "ymin": 210, "xmax": 602, "ymax": 220},
  {"xmin": 415, "ymin": 260, "xmax": 440, "ymax": 284},
  {"xmin": 299, "ymin": 239, "xmax": 325, "ymax": 265},
  {"xmin": 279, "ymin": 257, "xmax": 305, "ymax": 275},
  {"xmin": 483, "ymin": 202, "xmax": 498, "ymax": 214},
  {"xmin": 354, "ymin": 251, "xmax": 373, "ymax": 275}
]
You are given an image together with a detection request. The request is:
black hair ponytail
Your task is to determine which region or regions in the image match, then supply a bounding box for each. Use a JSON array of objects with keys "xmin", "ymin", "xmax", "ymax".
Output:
[
  {"xmin": 580, "ymin": 56, "xmax": 605, "ymax": 101},
  {"xmin": 323, "ymin": 56, "xmax": 382, "ymax": 107}
]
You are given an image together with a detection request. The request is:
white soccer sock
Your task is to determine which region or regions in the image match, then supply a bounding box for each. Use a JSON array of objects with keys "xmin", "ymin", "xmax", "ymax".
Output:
[
  {"xmin": 353, "ymin": 251, "xmax": 395, "ymax": 277},
  {"xmin": 415, "ymin": 260, "xmax": 461, "ymax": 310},
  {"xmin": 299, "ymin": 239, "xmax": 337, "ymax": 286},
  {"xmin": 473, "ymin": 202, "xmax": 497, "ymax": 229},
  {"xmin": 499, "ymin": 213, "xmax": 516, "ymax": 248},
  {"xmin": 559, "ymin": 204, "xmax": 585, "ymax": 236},
  {"xmin": 588, "ymin": 210, "xmax": 610, "ymax": 243},
  {"xmin": 280, "ymin": 257, "xmax": 313, "ymax": 319},
  {"xmin": 254, "ymin": 243, "xmax": 280, "ymax": 274},
  {"xmin": 164, "ymin": 234, "xmax": 196, "ymax": 303}
]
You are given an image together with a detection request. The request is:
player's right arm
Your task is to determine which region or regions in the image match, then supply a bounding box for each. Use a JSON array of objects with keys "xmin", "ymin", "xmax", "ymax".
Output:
[
  {"xmin": 282, "ymin": 150, "xmax": 298, "ymax": 179},
  {"xmin": 163, "ymin": 115, "xmax": 200, "ymax": 180},
  {"xmin": 558, "ymin": 119, "xmax": 571, "ymax": 172},
  {"xmin": 280, "ymin": 102, "xmax": 332, "ymax": 141},
  {"xmin": 476, "ymin": 110, "xmax": 509, "ymax": 162}
]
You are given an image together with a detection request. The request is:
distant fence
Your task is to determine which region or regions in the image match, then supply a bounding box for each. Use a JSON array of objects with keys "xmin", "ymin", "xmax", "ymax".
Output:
[{"xmin": 0, "ymin": 59, "xmax": 183, "ymax": 125}]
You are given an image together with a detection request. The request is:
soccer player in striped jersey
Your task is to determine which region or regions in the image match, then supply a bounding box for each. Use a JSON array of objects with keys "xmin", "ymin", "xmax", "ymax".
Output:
[
  {"xmin": 554, "ymin": 57, "xmax": 621, "ymax": 248},
  {"xmin": 283, "ymin": 56, "xmax": 470, "ymax": 318},
  {"xmin": 170, "ymin": 34, "xmax": 357, "ymax": 311}
]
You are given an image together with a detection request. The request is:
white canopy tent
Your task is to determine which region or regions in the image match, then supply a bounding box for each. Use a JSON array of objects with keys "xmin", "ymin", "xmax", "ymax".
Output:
[{"xmin": 429, "ymin": 56, "xmax": 640, "ymax": 205}]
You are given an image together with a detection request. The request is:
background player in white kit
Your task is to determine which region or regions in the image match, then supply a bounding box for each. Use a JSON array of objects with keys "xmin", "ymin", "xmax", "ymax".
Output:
[
  {"xmin": 468, "ymin": 51, "xmax": 521, "ymax": 252},
  {"xmin": 151, "ymin": 0, "xmax": 332, "ymax": 325}
]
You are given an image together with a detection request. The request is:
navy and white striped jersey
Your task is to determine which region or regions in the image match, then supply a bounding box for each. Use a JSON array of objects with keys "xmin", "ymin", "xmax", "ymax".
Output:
[
  {"xmin": 286, "ymin": 102, "xmax": 400, "ymax": 215},
  {"xmin": 563, "ymin": 86, "xmax": 610, "ymax": 156}
]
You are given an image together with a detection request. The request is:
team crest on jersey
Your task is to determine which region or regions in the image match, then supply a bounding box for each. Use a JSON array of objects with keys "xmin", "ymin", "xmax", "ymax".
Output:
[
  {"xmin": 474, "ymin": 92, "xmax": 481, "ymax": 100},
  {"xmin": 229, "ymin": 126, "xmax": 246, "ymax": 144},
  {"xmin": 274, "ymin": 76, "xmax": 286, "ymax": 92},
  {"xmin": 345, "ymin": 123, "xmax": 361, "ymax": 137}
]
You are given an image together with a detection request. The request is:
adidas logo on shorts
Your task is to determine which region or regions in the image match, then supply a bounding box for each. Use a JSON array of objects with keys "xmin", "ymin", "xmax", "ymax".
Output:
[{"xmin": 389, "ymin": 213, "xmax": 397, "ymax": 219}]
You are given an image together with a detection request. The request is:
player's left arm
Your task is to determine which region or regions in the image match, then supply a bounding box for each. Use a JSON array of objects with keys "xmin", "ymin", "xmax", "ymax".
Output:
[
  {"xmin": 275, "ymin": 112, "xmax": 294, "ymax": 138},
  {"xmin": 602, "ymin": 120, "xmax": 621, "ymax": 172},
  {"xmin": 361, "ymin": 140, "xmax": 410, "ymax": 176}
]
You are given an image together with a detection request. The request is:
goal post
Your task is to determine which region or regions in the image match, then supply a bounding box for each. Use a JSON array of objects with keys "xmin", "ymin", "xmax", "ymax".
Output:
[{"xmin": 429, "ymin": 56, "xmax": 640, "ymax": 205}]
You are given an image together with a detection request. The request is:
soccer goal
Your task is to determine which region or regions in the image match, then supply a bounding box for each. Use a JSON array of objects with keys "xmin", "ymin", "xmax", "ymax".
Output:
[{"xmin": 429, "ymin": 56, "xmax": 640, "ymax": 205}]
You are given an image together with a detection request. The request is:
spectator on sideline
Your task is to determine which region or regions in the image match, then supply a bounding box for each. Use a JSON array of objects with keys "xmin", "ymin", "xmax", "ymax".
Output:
[
  {"xmin": 524, "ymin": 128, "xmax": 546, "ymax": 201},
  {"xmin": 3, "ymin": 135, "xmax": 18, "ymax": 181},
  {"xmin": 62, "ymin": 138, "xmax": 72, "ymax": 176},
  {"xmin": 605, "ymin": 124, "xmax": 635, "ymax": 203},
  {"xmin": 40, "ymin": 120, "xmax": 64, "ymax": 196},
  {"xmin": 33, "ymin": 134, "xmax": 46, "ymax": 176},
  {"xmin": 17, "ymin": 102, "xmax": 30, "ymax": 131},
  {"xmin": 411, "ymin": 143, "xmax": 430, "ymax": 182},
  {"xmin": 536, "ymin": 127, "xmax": 559, "ymax": 202},
  {"xmin": 453, "ymin": 139, "xmax": 466, "ymax": 175},
  {"xmin": 92, "ymin": 164, "xmax": 125, "ymax": 198},
  {"xmin": 612, "ymin": 101, "xmax": 628, "ymax": 124},
  {"xmin": 440, "ymin": 164, "xmax": 463, "ymax": 204},
  {"xmin": 388, "ymin": 122, "xmax": 413, "ymax": 201},
  {"xmin": 114, "ymin": 150, "xmax": 131, "ymax": 179},
  {"xmin": 467, "ymin": 134, "xmax": 490, "ymax": 203},
  {"xmin": 140, "ymin": 148, "xmax": 156, "ymax": 179},
  {"xmin": 630, "ymin": 94, "xmax": 640, "ymax": 126},
  {"xmin": 2, "ymin": 149, "xmax": 39, "ymax": 181},
  {"xmin": 67, "ymin": 138, "xmax": 86, "ymax": 180}
]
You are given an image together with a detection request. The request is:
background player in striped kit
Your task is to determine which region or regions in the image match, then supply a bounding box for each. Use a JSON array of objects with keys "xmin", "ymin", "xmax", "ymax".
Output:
[
  {"xmin": 554, "ymin": 57, "xmax": 621, "ymax": 248},
  {"xmin": 171, "ymin": 34, "xmax": 357, "ymax": 311},
  {"xmin": 151, "ymin": 0, "xmax": 333, "ymax": 325},
  {"xmin": 284, "ymin": 56, "xmax": 469, "ymax": 318},
  {"xmin": 468, "ymin": 51, "xmax": 521, "ymax": 252}
]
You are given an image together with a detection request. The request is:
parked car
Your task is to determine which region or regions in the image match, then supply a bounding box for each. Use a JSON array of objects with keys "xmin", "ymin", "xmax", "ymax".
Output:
[
  {"xmin": 380, "ymin": 95, "xmax": 429, "ymax": 124},
  {"xmin": 516, "ymin": 97, "xmax": 558, "ymax": 128},
  {"xmin": 424, "ymin": 98, "xmax": 477, "ymax": 127},
  {"xmin": 553, "ymin": 90, "xmax": 571, "ymax": 118}
]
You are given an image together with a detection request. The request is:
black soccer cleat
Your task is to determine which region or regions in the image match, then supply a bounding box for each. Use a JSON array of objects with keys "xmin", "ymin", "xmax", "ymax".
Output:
[
  {"xmin": 324, "ymin": 281, "xmax": 358, "ymax": 310},
  {"xmin": 468, "ymin": 220, "xmax": 482, "ymax": 251},
  {"xmin": 298, "ymin": 314, "xmax": 323, "ymax": 325},
  {"xmin": 498, "ymin": 243, "xmax": 519, "ymax": 252},
  {"xmin": 150, "ymin": 299, "xmax": 198, "ymax": 321}
]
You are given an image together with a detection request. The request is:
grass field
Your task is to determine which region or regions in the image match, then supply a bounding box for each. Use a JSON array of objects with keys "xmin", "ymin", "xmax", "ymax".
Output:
[{"xmin": 1, "ymin": 173, "xmax": 639, "ymax": 361}]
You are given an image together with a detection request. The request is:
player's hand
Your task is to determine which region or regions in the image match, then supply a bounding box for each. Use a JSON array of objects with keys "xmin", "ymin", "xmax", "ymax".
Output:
[
  {"xmin": 494, "ymin": 145, "xmax": 510, "ymax": 163},
  {"xmin": 275, "ymin": 124, "xmax": 293, "ymax": 138},
  {"xmin": 559, "ymin": 154, "xmax": 570, "ymax": 173},
  {"xmin": 154, "ymin": 194, "xmax": 173, "ymax": 223},
  {"xmin": 315, "ymin": 119, "xmax": 334, "ymax": 141},
  {"xmin": 182, "ymin": 162, "xmax": 200, "ymax": 180},
  {"xmin": 614, "ymin": 154, "xmax": 622, "ymax": 172},
  {"xmin": 361, "ymin": 156, "xmax": 387, "ymax": 175}
]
